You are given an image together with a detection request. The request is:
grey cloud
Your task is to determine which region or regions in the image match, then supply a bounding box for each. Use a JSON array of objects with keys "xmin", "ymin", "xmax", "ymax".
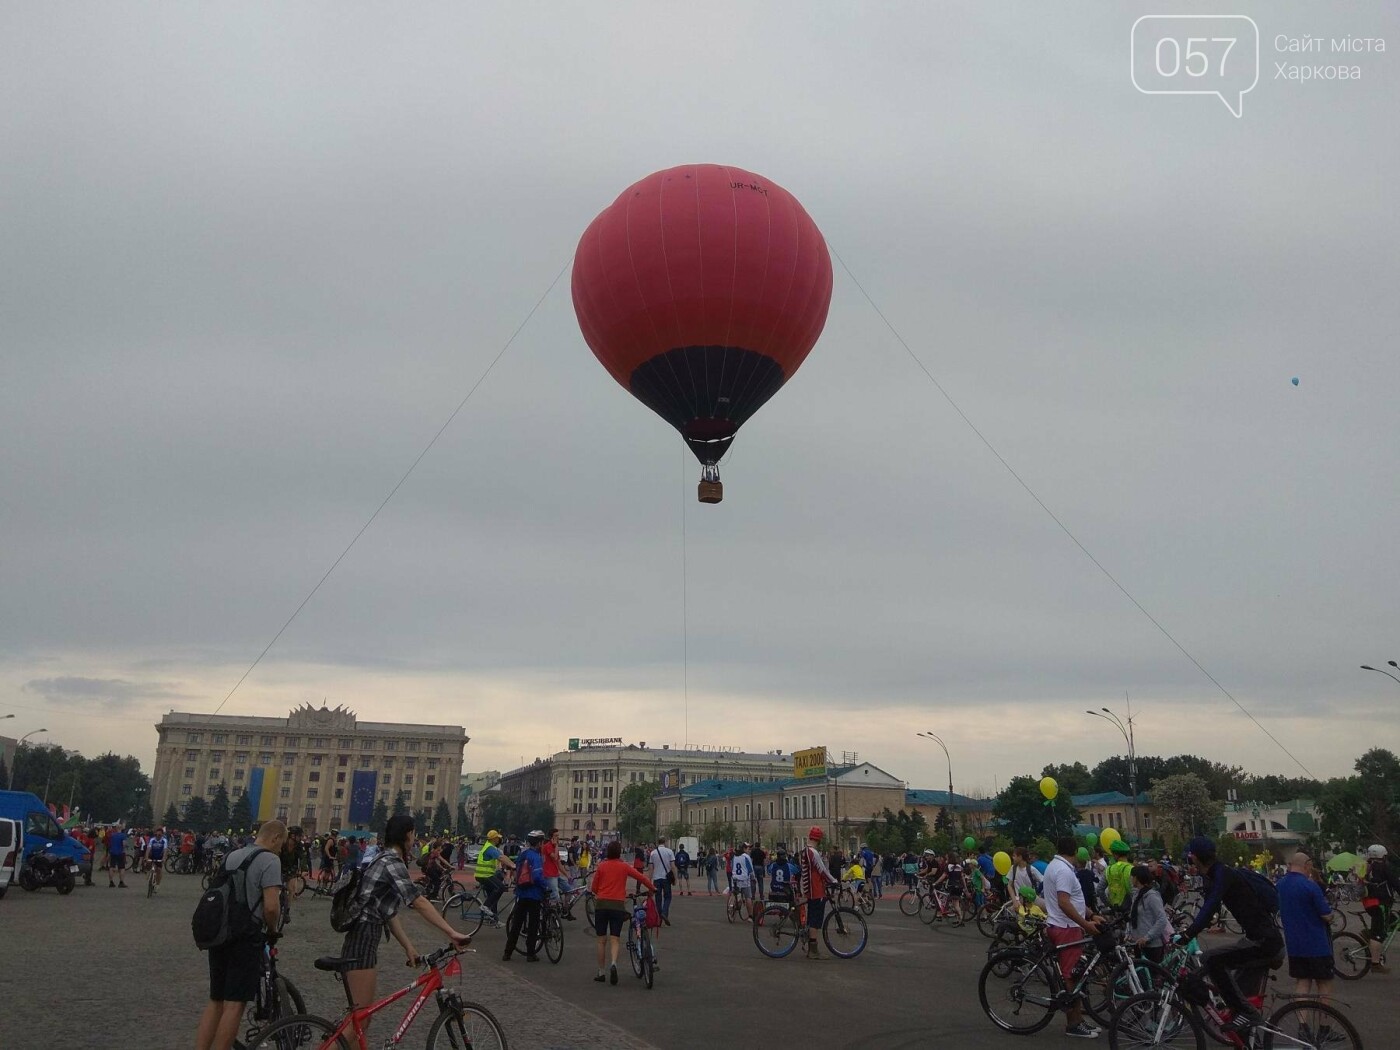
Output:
[{"xmin": 22, "ymin": 676, "xmax": 192, "ymax": 711}]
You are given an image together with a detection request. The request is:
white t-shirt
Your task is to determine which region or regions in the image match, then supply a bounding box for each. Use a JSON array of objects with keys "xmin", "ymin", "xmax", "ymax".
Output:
[
  {"xmin": 648, "ymin": 845, "xmax": 676, "ymax": 882},
  {"xmin": 1042, "ymin": 855, "xmax": 1085, "ymax": 930},
  {"xmin": 731, "ymin": 852, "xmax": 753, "ymax": 886}
]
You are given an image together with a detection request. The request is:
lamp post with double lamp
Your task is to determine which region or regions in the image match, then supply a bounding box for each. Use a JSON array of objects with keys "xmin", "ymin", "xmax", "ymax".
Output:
[
  {"xmin": 1086, "ymin": 703, "xmax": 1141, "ymax": 845},
  {"xmin": 7, "ymin": 728, "xmax": 49, "ymax": 791},
  {"xmin": 916, "ymin": 732, "xmax": 955, "ymax": 827},
  {"xmin": 1360, "ymin": 662, "xmax": 1400, "ymax": 687}
]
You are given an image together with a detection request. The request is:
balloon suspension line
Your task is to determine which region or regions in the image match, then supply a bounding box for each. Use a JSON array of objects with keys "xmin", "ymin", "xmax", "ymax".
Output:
[
  {"xmin": 681, "ymin": 447, "xmax": 690, "ymax": 750},
  {"xmin": 210, "ymin": 257, "xmax": 574, "ymax": 716},
  {"xmin": 829, "ymin": 245, "xmax": 1317, "ymax": 781}
]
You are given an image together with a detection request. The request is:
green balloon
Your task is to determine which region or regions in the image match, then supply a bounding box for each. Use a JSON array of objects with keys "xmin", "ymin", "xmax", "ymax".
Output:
[
  {"xmin": 963, "ymin": 836, "xmax": 976, "ymax": 851},
  {"xmin": 1085, "ymin": 832, "xmax": 1098, "ymax": 848},
  {"xmin": 1077, "ymin": 847, "xmax": 1090, "ymax": 861}
]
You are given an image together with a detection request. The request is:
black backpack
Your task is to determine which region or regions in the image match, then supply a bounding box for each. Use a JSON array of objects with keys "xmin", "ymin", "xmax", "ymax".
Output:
[
  {"xmin": 192, "ymin": 847, "xmax": 266, "ymax": 950},
  {"xmin": 1236, "ymin": 866, "xmax": 1280, "ymax": 914},
  {"xmin": 330, "ymin": 853, "xmax": 389, "ymax": 933}
]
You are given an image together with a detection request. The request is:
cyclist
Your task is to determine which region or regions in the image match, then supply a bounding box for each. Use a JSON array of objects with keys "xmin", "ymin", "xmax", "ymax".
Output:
[
  {"xmin": 421, "ymin": 839, "xmax": 451, "ymax": 899},
  {"xmin": 797, "ymin": 826, "xmax": 835, "ymax": 960},
  {"xmin": 730, "ymin": 843, "xmax": 755, "ymax": 912},
  {"xmin": 337, "ymin": 814, "xmax": 473, "ymax": 1044},
  {"xmin": 144, "ymin": 827, "xmax": 169, "ymax": 891},
  {"xmin": 1044, "ymin": 836, "xmax": 1104, "ymax": 1039},
  {"xmin": 704, "ymin": 848, "xmax": 720, "ymax": 895},
  {"xmin": 1176, "ymin": 836, "xmax": 1285, "ymax": 1033},
  {"xmin": 768, "ymin": 847, "xmax": 797, "ymax": 903},
  {"xmin": 502, "ymin": 830, "xmax": 547, "ymax": 962},
  {"xmin": 473, "ymin": 830, "xmax": 515, "ymax": 926},
  {"xmin": 1008, "ymin": 847, "xmax": 1041, "ymax": 902},
  {"xmin": 590, "ymin": 839, "xmax": 656, "ymax": 984},
  {"xmin": 1362, "ymin": 844, "xmax": 1396, "ymax": 972},
  {"xmin": 1105, "ymin": 839, "xmax": 1134, "ymax": 912}
]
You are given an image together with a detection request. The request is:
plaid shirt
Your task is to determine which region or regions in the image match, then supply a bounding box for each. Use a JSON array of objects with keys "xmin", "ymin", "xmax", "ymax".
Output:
[{"xmin": 358, "ymin": 849, "xmax": 422, "ymax": 924}]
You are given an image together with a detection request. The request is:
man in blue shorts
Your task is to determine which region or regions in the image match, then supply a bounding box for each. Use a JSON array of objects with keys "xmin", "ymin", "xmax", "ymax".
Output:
[{"xmin": 107, "ymin": 826, "xmax": 128, "ymax": 888}]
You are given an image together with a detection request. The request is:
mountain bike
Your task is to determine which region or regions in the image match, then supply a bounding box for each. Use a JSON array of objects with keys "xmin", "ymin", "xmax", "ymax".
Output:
[
  {"xmin": 542, "ymin": 899, "xmax": 565, "ymax": 964},
  {"xmin": 233, "ymin": 938, "xmax": 306, "ymax": 1050},
  {"xmin": 751, "ymin": 888, "xmax": 868, "ymax": 959},
  {"xmin": 1332, "ymin": 904, "xmax": 1397, "ymax": 980},
  {"xmin": 725, "ymin": 885, "xmax": 752, "ymax": 923},
  {"xmin": 243, "ymin": 945, "xmax": 506, "ymax": 1050},
  {"xmin": 624, "ymin": 892, "xmax": 657, "ymax": 989},
  {"xmin": 440, "ymin": 883, "xmax": 513, "ymax": 936}
]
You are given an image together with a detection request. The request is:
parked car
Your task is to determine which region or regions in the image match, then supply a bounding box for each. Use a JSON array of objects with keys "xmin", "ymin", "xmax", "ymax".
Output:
[{"xmin": 0, "ymin": 817, "xmax": 22, "ymax": 898}]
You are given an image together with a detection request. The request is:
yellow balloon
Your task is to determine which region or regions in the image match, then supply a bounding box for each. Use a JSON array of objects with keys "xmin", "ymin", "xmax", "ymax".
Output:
[
  {"xmin": 1100, "ymin": 828, "xmax": 1120, "ymax": 851},
  {"xmin": 1039, "ymin": 776, "xmax": 1059, "ymax": 801},
  {"xmin": 993, "ymin": 850, "xmax": 1012, "ymax": 876}
]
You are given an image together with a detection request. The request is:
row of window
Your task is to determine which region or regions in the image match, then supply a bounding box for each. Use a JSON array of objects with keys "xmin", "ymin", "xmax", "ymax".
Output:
[
  {"xmin": 682, "ymin": 794, "xmax": 828, "ymax": 824},
  {"xmin": 568, "ymin": 768, "xmax": 785, "ymax": 785},
  {"xmin": 571, "ymin": 802, "xmax": 612, "ymax": 813},
  {"xmin": 184, "ymin": 730, "xmax": 445, "ymax": 753},
  {"xmin": 572, "ymin": 786, "xmax": 613, "ymax": 799},
  {"xmin": 178, "ymin": 782, "xmax": 438, "ymax": 805},
  {"xmin": 1086, "ymin": 811, "xmax": 1154, "ymax": 830},
  {"xmin": 181, "ymin": 750, "xmax": 440, "ymax": 770}
]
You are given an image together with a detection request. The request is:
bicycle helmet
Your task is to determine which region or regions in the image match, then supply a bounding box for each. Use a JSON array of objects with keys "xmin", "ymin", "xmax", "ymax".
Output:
[
  {"xmin": 1018, "ymin": 884, "xmax": 1038, "ymax": 902},
  {"xmin": 526, "ymin": 829, "xmax": 545, "ymax": 844},
  {"xmin": 486, "ymin": 829, "xmax": 502, "ymax": 843},
  {"xmin": 808, "ymin": 826, "xmax": 823, "ymax": 842},
  {"xmin": 1366, "ymin": 844, "xmax": 1388, "ymax": 859},
  {"xmin": 923, "ymin": 848, "xmax": 937, "ymax": 857},
  {"xmin": 1186, "ymin": 836, "xmax": 1216, "ymax": 865}
]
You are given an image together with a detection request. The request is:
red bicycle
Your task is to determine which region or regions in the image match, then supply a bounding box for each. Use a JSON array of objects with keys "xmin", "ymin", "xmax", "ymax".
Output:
[{"xmin": 242, "ymin": 945, "xmax": 507, "ymax": 1050}]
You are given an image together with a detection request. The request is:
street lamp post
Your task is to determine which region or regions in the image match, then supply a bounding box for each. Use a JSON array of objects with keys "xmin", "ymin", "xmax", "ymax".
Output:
[
  {"xmin": 1360, "ymin": 664, "xmax": 1400, "ymax": 687},
  {"xmin": 917, "ymin": 732, "xmax": 955, "ymax": 826},
  {"xmin": 1087, "ymin": 702, "xmax": 1141, "ymax": 844},
  {"xmin": 7, "ymin": 728, "xmax": 49, "ymax": 791}
]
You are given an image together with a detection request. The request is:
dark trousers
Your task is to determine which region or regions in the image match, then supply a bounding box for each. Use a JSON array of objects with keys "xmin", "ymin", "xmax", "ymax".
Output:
[
  {"xmin": 504, "ymin": 897, "xmax": 542, "ymax": 958},
  {"xmin": 755, "ymin": 872, "xmax": 765, "ymax": 899},
  {"xmin": 1204, "ymin": 933, "xmax": 1283, "ymax": 1014},
  {"xmin": 480, "ymin": 874, "xmax": 505, "ymax": 915},
  {"xmin": 656, "ymin": 876, "xmax": 673, "ymax": 917}
]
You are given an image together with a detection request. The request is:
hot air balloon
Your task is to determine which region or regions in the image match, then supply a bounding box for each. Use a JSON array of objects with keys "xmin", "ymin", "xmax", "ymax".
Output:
[{"xmin": 572, "ymin": 164, "xmax": 833, "ymax": 503}]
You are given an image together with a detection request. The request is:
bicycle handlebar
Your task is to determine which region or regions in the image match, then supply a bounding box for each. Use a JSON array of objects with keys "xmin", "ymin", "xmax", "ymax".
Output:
[{"xmin": 410, "ymin": 944, "xmax": 476, "ymax": 968}]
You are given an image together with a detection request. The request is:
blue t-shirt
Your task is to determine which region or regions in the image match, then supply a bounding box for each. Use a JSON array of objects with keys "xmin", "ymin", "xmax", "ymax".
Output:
[
  {"xmin": 768, "ymin": 859, "xmax": 797, "ymax": 895},
  {"xmin": 1277, "ymin": 871, "xmax": 1331, "ymax": 958},
  {"xmin": 108, "ymin": 831, "xmax": 127, "ymax": 857},
  {"xmin": 147, "ymin": 835, "xmax": 168, "ymax": 859},
  {"xmin": 514, "ymin": 847, "xmax": 546, "ymax": 900},
  {"xmin": 978, "ymin": 853, "xmax": 997, "ymax": 881}
]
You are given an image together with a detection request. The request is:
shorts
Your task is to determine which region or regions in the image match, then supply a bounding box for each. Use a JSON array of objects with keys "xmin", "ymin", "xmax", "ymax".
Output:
[
  {"xmin": 148, "ymin": 852, "xmax": 165, "ymax": 863},
  {"xmin": 340, "ymin": 921, "xmax": 384, "ymax": 970},
  {"xmin": 1048, "ymin": 924, "xmax": 1086, "ymax": 983},
  {"xmin": 594, "ymin": 907, "xmax": 626, "ymax": 937},
  {"xmin": 732, "ymin": 883, "xmax": 751, "ymax": 899},
  {"xmin": 208, "ymin": 936, "xmax": 263, "ymax": 1002},
  {"xmin": 805, "ymin": 898, "xmax": 826, "ymax": 930},
  {"xmin": 109, "ymin": 854, "xmax": 126, "ymax": 871},
  {"xmin": 1288, "ymin": 955, "xmax": 1334, "ymax": 981}
]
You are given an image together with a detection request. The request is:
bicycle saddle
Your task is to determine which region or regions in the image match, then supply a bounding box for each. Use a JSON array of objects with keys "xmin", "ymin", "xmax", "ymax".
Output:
[{"xmin": 314, "ymin": 956, "xmax": 359, "ymax": 973}]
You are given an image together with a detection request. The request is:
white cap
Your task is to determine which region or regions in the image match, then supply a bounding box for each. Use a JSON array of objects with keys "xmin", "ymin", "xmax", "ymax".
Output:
[{"xmin": 1366, "ymin": 844, "xmax": 1388, "ymax": 859}]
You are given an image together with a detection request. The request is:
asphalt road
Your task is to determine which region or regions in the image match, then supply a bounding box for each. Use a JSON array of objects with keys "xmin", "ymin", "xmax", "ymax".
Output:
[{"xmin": 2, "ymin": 873, "xmax": 1390, "ymax": 1050}]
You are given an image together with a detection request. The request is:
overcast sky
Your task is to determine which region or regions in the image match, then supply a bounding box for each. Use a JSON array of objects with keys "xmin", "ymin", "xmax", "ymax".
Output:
[{"xmin": 3, "ymin": 2, "xmax": 1396, "ymax": 797}]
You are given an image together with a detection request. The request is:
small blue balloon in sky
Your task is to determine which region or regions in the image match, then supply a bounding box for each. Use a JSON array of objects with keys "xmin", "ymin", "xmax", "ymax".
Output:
[{"xmin": 1291, "ymin": 377, "xmax": 1300, "ymax": 386}]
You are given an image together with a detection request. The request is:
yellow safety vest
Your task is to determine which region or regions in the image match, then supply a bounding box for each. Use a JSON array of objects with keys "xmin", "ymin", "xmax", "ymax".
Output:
[{"xmin": 475, "ymin": 845, "xmax": 499, "ymax": 880}]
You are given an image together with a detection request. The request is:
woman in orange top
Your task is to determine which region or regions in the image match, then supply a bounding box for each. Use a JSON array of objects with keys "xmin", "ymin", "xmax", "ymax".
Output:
[{"xmin": 592, "ymin": 840, "xmax": 655, "ymax": 984}]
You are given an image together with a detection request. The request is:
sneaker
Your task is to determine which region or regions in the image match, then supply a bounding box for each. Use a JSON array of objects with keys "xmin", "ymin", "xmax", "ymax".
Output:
[
  {"xmin": 593, "ymin": 972, "xmax": 606, "ymax": 982},
  {"xmin": 1373, "ymin": 963, "xmax": 1390, "ymax": 974},
  {"xmin": 1223, "ymin": 1010, "xmax": 1259, "ymax": 1032},
  {"xmin": 501, "ymin": 950, "xmax": 512, "ymax": 961},
  {"xmin": 609, "ymin": 964, "xmax": 618, "ymax": 985},
  {"xmin": 1065, "ymin": 1022, "xmax": 1100, "ymax": 1038},
  {"xmin": 662, "ymin": 915, "xmax": 671, "ymax": 926}
]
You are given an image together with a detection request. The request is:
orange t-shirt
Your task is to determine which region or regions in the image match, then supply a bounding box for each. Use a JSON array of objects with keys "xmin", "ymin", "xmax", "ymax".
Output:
[{"xmin": 592, "ymin": 858, "xmax": 655, "ymax": 906}]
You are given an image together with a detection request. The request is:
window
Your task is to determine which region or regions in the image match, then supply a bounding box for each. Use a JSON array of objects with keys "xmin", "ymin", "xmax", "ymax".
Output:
[
  {"xmin": 383, "ymin": 740, "xmax": 397, "ymax": 752},
  {"xmin": 334, "ymin": 788, "xmax": 344, "ymax": 799},
  {"xmin": 235, "ymin": 752, "xmax": 247, "ymax": 765},
  {"xmin": 573, "ymin": 788, "xmax": 582, "ymax": 800},
  {"xmin": 602, "ymin": 769, "xmax": 612, "ymax": 782},
  {"xmin": 601, "ymin": 801, "xmax": 609, "ymax": 812},
  {"xmin": 360, "ymin": 740, "xmax": 375, "ymax": 750},
  {"xmin": 283, "ymin": 754, "xmax": 295, "ymax": 766},
  {"xmin": 186, "ymin": 732, "xmax": 202, "ymax": 743},
  {"xmin": 336, "ymin": 772, "xmax": 346, "ymax": 783},
  {"xmin": 588, "ymin": 770, "xmax": 598, "ymax": 783},
  {"xmin": 234, "ymin": 769, "xmax": 244, "ymax": 781},
  {"xmin": 405, "ymin": 757, "xmax": 417, "ymax": 769},
  {"xmin": 279, "ymin": 787, "xmax": 291, "ymax": 799},
  {"xmin": 426, "ymin": 775, "xmax": 435, "ymax": 785},
  {"xmin": 277, "ymin": 806, "xmax": 288, "ymax": 820},
  {"xmin": 284, "ymin": 736, "xmax": 300, "ymax": 748},
  {"xmin": 306, "ymin": 788, "xmax": 318, "ymax": 799},
  {"xmin": 208, "ymin": 768, "xmax": 220, "ymax": 780},
  {"xmin": 820, "ymin": 794, "xmax": 827, "ymax": 818},
  {"xmin": 801, "ymin": 796, "xmax": 809, "ymax": 819},
  {"xmin": 573, "ymin": 803, "xmax": 581, "ymax": 813},
  {"xmin": 304, "ymin": 805, "xmax": 316, "ymax": 818},
  {"xmin": 768, "ymin": 801, "xmax": 775, "ymax": 819},
  {"xmin": 1143, "ymin": 814, "xmax": 1153, "ymax": 830},
  {"xmin": 784, "ymin": 797, "xmax": 791, "ymax": 819},
  {"xmin": 260, "ymin": 735, "xmax": 275, "ymax": 746},
  {"xmin": 382, "ymin": 757, "xmax": 394, "ymax": 768},
  {"xmin": 405, "ymin": 775, "xmax": 415, "ymax": 786},
  {"xmin": 573, "ymin": 771, "xmax": 582, "ymax": 783},
  {"xmin": 745, "ymin": 804, "xmax": 751, "ymax": 819},
  {"xmin": 185, "ymin": 749, "xmax": 199, "ymax": 760},
  {"xmin": 337, "ymin": 756, "xmax": 349, "ymax": 767},
  {"xmin": 212, "ymin": 733, "xmax": 227, "ymax": 744},
  {"xmin": 383, "ymin": 775, "xmax": 392, "ymax": 785},
  {"xmin": 406, "ymin": 742, "xmax": 420, "ymax": 752},
  {"xmin": 311, "ymin": 737, "xmax": 327, "ymax": 748},
  {"xmin": 427, "ymin": 743, "xmax": 442, "ymax": 753},
  {"xmin": 427, "ymin": 757, "xmax": 439, "ymax": 768},
  {"xmin": 181, "ymin": 785, "xmax": 192, "ymax": 796},
  {"xmin": 572, "ymin": 819, "xmax": 579, "ymax": 830},
  {"xmin": 25, "ymin": 809, "xmax": 63, "ymax": 838},
  {"xmin": 425, "ymin": 791, "xmax": 434, "ymax": 801},
  {"xmin": 380, "ymin": 790, "xmax": 389, "ymax": 801},
  {"xmin": 309, "ymin": 771, "xmax": 320, "ymax": 783},
  {"xmin": 259, "ymin": 752, "xmax": 272, "ymax": 764},
  {"xmin": 232, "ymin": 786, "xmax": 243, "ymax": 797},
  {"xmin": 602, "ymin": 785, "xmax": 611, "ymax": 798},
  {"xmin": 602, "ymin": 819, "xmax": 609, "ymax": 830},
  {"xmin": 338, "ymin": 738, "xmax": 352, "ymax": 749},
  {"xmin": 185, "ymin": 766, "xmax": 195, "ymax": 778},
  {"xmin": 236, "ymin": 734, "xmax": 252, "ymax": 745},
  {"xmin": 360, "ymin": 756, "xmax": 372, "ymax": 768},
  {"xmin": 310, "ymin": 755, "xmax": 323, "ymax": 767},
  {"xmin": 332, "ymin": 806, "xmax": 343, "ymax": 820},
  {"xmin": 209, "ymin": 750, "xmax": 224, "ymax": 761}
]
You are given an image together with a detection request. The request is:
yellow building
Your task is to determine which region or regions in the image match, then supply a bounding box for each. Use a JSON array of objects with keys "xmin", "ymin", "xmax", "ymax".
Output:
[{"xmin": 151, "ymin": 704, "xmax": 467, "ymax": 834}]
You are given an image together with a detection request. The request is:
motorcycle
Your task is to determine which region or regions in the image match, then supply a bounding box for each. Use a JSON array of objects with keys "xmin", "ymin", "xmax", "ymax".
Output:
[{"xmin": 19, "ymin": 845, "xmax": 78, "ymax": 894}]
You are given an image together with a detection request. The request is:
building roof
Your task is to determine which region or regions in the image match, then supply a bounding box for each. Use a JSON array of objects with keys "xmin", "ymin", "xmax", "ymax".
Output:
[
  {"xmin": 1070, "ymin": 790, "xmax": 1153, "ymax": 807},
  {"xmin": 904, "ymin": 788, "xmax": 991, "ymax": 811},
  {"xmin": 156, "ymin": 709, "xmax": 465, "ymax": 738}
]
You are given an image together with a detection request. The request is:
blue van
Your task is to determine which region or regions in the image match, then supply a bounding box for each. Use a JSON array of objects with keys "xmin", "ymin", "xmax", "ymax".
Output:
[{"xmin": 0, "ymin": 791, "xmax": 93, "ymax": 882}]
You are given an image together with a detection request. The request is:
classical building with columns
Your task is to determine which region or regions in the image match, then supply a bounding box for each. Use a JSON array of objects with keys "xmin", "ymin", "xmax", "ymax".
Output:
[{"xmin": 151, "ymin": 704, "xmax": 467, "ymax": 834}]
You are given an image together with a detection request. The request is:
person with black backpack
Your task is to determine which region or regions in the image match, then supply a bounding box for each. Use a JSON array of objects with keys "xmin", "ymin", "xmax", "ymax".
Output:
[
  {"xmin": 194, "ymin": 819, "xmax": 287, "ymax": 1050},
  {"xmin": 1176, "ymin": 836, "xmax": 1285, "ymax": 1035}
]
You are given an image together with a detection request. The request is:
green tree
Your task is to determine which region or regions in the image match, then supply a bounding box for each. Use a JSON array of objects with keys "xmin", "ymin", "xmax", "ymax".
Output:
[
  {"xmin": 183, "ymin": 795, "xmax": 211, "ymax": 833},
  {"xmin": 392, "ymin": 791, "xmax": 409, "ymax": 817},
  {"xmin": 370, "ymin": 797, "xmax": 389, "ymax": 831},
  {"xmin": 616, "ymin": 780, "xmax": 662, "ymax": 844},
  {"xmin": 433, "ymin": 798, "xmax": 453, "ymax": 834},
  {"xmin": 455, "ymin": 803, "xmax": 472, "ymax": 838},
  {"xmin": 995, "ymin": 776, "xmax": 1080, "ymax": 844},
  {"xmin": 0, "ymin": 756, "xmax": 7, "ymax": 789},
  {"xmin": 162, "ymin": 802, "xmax": 182, "ymax": 828},
  {"xmin": 230, "ymin": 791, "xmax": 253, "ymax": 832},
  {"xmin": 699, "ymin": 820, "xmax": 728, "ymax": 850},
  {"xmin": 208, "ymin": 782, "xmax": 231, "ymax": 831},
  {"xmin": 1317, "ymin": 748, "xmax": 1400, "ymax": 847},
  {"xmin": 1149, "ymin": 773, "xmax": 1218, "ymax": 845},
  {"xmin": 664, "ymin": 820, "xmax": 689, "ymax": 843},
  {"xmin": 413, "ymin": 808, "xmax": 431, "ymax": 836},
  {"xmin": 1040, "ymin": 761, "xmax": 1096, "ymax": 796},
  {"xmin": 131, "ymin": 794, "xmax": 155, "ymax": 829}
]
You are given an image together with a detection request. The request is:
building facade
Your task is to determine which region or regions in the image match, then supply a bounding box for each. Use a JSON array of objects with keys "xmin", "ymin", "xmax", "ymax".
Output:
[
  {"xmin": 495, "ymin": 742, "xmax": 798, "ymax": 836},
  {"xmin": 1072, "ymin": 791, "xmax": 1158, "ymax": 842},
  {"xmin": 151, "ymin": 704, "xmax": 467, "ymax": 835}
]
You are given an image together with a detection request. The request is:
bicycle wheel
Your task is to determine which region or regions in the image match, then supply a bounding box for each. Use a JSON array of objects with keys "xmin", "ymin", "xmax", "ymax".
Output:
[
  {"xmin": 753, "ymin": 905, "xmax": 801, "ymax": 958},
  {"xmin": 241, "ymin": 1014, "xmax": 352, "ymax": 1050},
  {"xmin": 426, "ymin": 1001, "xmax": 509, "ymax": 1050},
  {"xmin": 235, "ymin": 975, "xmax": 308, "ymax": 1050},
  {"xmin": 202, "ymin": 871, "xmax": 214, "ymax": 891},
  {"xmin": 1329, "ymin": 931, "xmax": 1370, "ymax": 980},
  {"xmin": 978, "ymin": 950, "xmax": 1057, "ymax": 1035},
  {"xmin": 1325, "ymin": 907, "xmax": 1347, "ymax": 935},
  {"xmin": 1105, "ymin": 957, "xmax": 1171, "ymax": 1007},
  {"xmin": 836, "ymin": 886, "xmax": 855, "ymax": 910},
  {"xmin": 544, "ymin": 911, "xmax": 563, "ymax": 963},
  {"xmin": 1108, "ymin": 991, "xmax": 1205, "ymax": 1049},
  {"xmin": 629, "ymin": 928, "xmax": 645, "ymax": 977},
  {"xmin": 858, "ymin": 892, "xmax": 875, "ymax": 916},
  {"xmin": 286, "ymin": 875, "xmax": 305, "ymax": 900},
  {"xmin": 975, "ymin": 903, "xmax": 1001, "ymax": 938},
  {"xmin": 147, "ymin": 871, "xmax": 156, "ymax": 898},
  {"xmin": 1218, "ymin": 910, "xmax": 1242, "ymax": 936},
  {"xmin": 1260, "ymin": 998, "xmax": 1362, "ymax": 1050},
  {"xmin": 726, "ymin": 895, "xmax": 738, "ymax": 923},
  {"xmin": 441, "ymin": 893, "xmax": 488, "ymax": 937},
  {"xmin": 823, "ymin": 905, "xmax": 868, "ymax": 959},
  {"xmin": 584, "ymin": 894, "xmax": 596, "ymax": 929},
  {"xmin": 898, "ymin": 889, "xmax": 920, "ymax": 916},
  {"xmin": 920, "ymin": 896, "xmax": 942, "ymax": 926},
  {"xmin": 641, "ymin": 929, "xmax": 655, "ymax": 989}
]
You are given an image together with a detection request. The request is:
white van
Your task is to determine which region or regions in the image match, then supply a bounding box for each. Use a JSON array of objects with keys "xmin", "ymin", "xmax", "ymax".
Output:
[{"xmin": 0, "ymin": 817, "xmax": 21, "ymax": 898}]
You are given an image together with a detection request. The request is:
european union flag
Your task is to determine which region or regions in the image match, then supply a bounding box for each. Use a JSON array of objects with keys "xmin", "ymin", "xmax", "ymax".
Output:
[{"xmin": 349, "ymin": 770, "xmax": 378, "ymax": 825}]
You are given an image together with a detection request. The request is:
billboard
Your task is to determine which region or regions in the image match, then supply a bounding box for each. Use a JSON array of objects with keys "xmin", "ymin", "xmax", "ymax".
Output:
[
  {"xmin": 793, "ymin": 747, "xmax": 827, "ymax": 780},
  {"xmin": 660, "ymin": 768, "xmax": 681, "ymax": 790}
]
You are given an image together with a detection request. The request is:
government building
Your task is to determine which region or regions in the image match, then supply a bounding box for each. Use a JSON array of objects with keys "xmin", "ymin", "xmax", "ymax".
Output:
[{"xmin": 151, "ymin": 704, "xmax": 467, "ymax": 834}]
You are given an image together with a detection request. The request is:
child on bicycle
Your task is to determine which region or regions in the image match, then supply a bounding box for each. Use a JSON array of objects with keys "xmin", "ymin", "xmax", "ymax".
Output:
[{"xmin": 1014, "ymin": 883, "xmax": 1047, "ymax": 933}]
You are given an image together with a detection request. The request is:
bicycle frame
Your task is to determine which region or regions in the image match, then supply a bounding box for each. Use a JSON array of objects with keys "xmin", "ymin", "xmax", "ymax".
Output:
[{"xmin": 321, "ymin": 955, "xmax": 461, "ymax": 1050}]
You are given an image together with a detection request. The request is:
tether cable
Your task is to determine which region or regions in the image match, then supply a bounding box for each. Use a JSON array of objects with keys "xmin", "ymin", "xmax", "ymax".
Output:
[
  {"xmin": 831, "ymin": 245, "xmax": 1316, "ymax": 780},
  {"xmin": 212, "ymin": 258, "xmax": 573, "ymax": 714}
]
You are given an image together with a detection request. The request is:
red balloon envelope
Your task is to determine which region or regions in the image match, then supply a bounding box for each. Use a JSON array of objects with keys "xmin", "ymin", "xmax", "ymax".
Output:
[{"xmin": 572, "ymin": 164, "xmax": 833, "ymax": 502}]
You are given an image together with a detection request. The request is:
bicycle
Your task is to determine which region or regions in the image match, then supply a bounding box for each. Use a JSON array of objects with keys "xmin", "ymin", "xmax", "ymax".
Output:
[
  {"xmin": 146, "ymin": 862, "xmax": 159, "ymax": 898},
  {"xmin": 725, "ymin": 885, "xmax": 752, "ymax": 923},
  {"xmin": 243, "ymin": 945, "xmax": 506, "ymax": 1050},
  {"xmin": 751, "ymin": 888, "xmax": 869, "ymax": 960},
  {"xmin": 920, "ymin": 886, "xmax": 967, "ymax": 928},
  {"xmin": 542, "ymin": 899, "xmax": 565, "ymax": 964},
  {"xmin": 1331, "ymin": 903, "xmax": 1396, "ymax": 980},
  {"xmin": 624, "ymin": 892, "xmax": 657, "ymax": 989},
  {"xmin": 233, "ymin": 938, "xmax": 306, "ymax": 1050},
  {"xmin": 440, "ymin": 884, "xmax": 513, "ymax": 936}
]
